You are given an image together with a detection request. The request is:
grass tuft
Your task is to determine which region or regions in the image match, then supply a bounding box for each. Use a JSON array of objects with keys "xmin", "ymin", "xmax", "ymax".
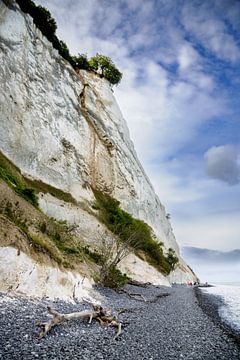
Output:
[
  {"xmin": 29, "ymin": 233, "xmax": 63, "ymax": 264},
  {"xmin": 0, "ymin": 152, "xmax": 38, "ymax": 207}
]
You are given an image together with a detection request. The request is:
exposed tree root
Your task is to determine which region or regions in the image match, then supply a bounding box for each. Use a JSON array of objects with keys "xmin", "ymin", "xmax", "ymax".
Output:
[{"xmin": 36, "ymin": 304, "xmax": 122, "ymax": 339}]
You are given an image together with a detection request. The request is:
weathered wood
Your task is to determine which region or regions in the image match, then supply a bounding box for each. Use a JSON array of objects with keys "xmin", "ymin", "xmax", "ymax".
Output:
[
  {"xmin": 36, "ymin": 306, "xmax": 100, "ymax": 338},
  {"xmin": 117, "ymin": 288, "xmax": 146, "ymax": 302},
  {"xmin": 127, "ymin": 280, "xmax": 151, "ymax": 287},
  {"xmin": 113, "ymin": 322, "xmax": 122, "ymax": 340},
  {"xmin": 147, "ymin": 293, "xmax": 170, "ymax": 303},
  {"xmin": 117, "ymin": 289, "xmax": 170, "ymax": 303},
  {"xmin": 36, "ymin": 304, "xmax": 122, "ymax": 339}
]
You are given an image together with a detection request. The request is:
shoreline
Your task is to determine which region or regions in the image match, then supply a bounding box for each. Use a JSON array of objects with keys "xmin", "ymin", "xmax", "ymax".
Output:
[
  {"xmin": 195, "ymin": 286, "xmax": 240, "ymax": 345},
  {"xmin": 0, "ymin": 285, "xmax": 240, "ymax": 359}
]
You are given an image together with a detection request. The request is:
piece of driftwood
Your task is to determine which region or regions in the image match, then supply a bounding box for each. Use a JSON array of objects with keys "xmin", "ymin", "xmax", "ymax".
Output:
[
  {"xmin": 117, "ymin": 288, "xmax": 147, "ymax": 302},
  {"xmin": 127, "ymin": 280, "xmax": 151, "ymax": 287},
  {"xmin": 147, "ymin": 293, "xmax": 170, "ymax": 303},
  {"xmin": 117, "ymin": 288, "xmax": 170, "ymax": 303},
  {"xmin": 36, "ymin": 304, "xmax": 122, "ymax": 339}
]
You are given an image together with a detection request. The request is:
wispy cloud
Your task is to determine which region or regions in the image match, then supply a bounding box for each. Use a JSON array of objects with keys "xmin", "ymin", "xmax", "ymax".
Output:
[
  {"xmin": 181, "ymin": 1, "xmax": 240, "ymax": 62},
  {"xmin": 116, "ymin": 60, "xmax": 226, "ymax": 163},
  {"xmin": 175, "ymin": 211, "xmax": 240, "ymax": 251},
  {"xmin": 182, "ymin": 246, "xmax": 240, "ymax": 263}
]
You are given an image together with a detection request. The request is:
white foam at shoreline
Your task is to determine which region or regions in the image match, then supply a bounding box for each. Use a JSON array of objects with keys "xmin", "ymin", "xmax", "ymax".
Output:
[{"xmin": 202, "ymin": 283, "xmax": 240, "ymax": 331}]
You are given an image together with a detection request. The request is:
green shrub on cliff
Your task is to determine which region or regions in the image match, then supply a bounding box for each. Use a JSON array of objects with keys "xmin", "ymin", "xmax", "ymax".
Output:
[
  {"xmin": 93, "ymin": 190, "xmax": 178, "ymax": 275},
  {"xmin": 0, "ymin": 152, "xmax": 38, "ymax": 207},
  {"xmin": 167, "ymin": 248, "xmax": 179, "ymax": 270},
  {"xmin": 72, "ymin": 54, "xmax": 90, "ymax": 70},
  {"xmin": 16, "ymin": 0, "xmax": 73, "ymax": 64},
  {"xmin": 100, "ymin": 265, "xmax": 129, "ymax": 288},
  {"xmin": 16, "ymin": 0, "xmax": 57, "ymax": 39},
  {"xmin": 15, "ymin": 1, "xmax": 122, "ymax": 85},
  {"xmin": 89, "ymin": 54, "xmax": 122, "ymax": 85}
]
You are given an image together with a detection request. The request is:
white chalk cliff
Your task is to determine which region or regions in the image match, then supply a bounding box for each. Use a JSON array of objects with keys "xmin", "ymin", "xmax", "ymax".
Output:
[{"xmin": 0, "ymin": 0, "xmax": 196, "ymax": 300}]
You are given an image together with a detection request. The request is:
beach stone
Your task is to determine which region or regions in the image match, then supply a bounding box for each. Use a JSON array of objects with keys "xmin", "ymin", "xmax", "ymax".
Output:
[{"xmin": 0, "ymin": 286, "xmax": 239, "ymax": 359}]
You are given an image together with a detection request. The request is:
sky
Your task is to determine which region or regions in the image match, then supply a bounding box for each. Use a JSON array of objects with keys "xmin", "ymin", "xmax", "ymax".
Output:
[
  {"xmin": 36, "ymin": 0, "xmax": 240, "ymax": 280},
  {"xmin": 182, "ymin": 247, "xmax": 240, "ymax": 283}
]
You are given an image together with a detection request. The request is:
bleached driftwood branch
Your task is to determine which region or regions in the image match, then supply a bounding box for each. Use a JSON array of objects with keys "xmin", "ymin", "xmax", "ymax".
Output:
[{"xmin": 36, "ymin": 303, "xmax": 122, "ymax": 339}]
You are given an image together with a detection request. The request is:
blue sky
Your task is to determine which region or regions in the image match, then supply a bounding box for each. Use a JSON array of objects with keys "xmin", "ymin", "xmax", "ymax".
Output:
[{"xmin": 36, "ymin": 1, "xmax": 240, "ymax": 262}]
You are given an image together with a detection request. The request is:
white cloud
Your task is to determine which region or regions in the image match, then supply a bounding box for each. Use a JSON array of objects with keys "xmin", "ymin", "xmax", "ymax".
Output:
[
  {"xmin": 177, "ymin": 43, "xmax": 199, "ymax": 71},
  {"xmin": 148, "ymin": 157, "xmax": 240, "ymax": 257},
  {"xmin": 182, "ymin": 4, "xmax": 240, "ymax": 62},
  {"xmin": 116, "ymin": 65, "xmax": 226, "ymax": 163},
  {"xmin": 174, "ymin": 211, "xmax": 240, "ymax": 251},
  {"xmin": 222, "ymin": 0, "xmax": 240, "ymax": 31},
  {"xmin": 204, "ymin": 145, "xmax": 240, "ymax": 185},
  {"xmin": 146, "ymin": 160, "xmax": 208, "ymax": 205}
]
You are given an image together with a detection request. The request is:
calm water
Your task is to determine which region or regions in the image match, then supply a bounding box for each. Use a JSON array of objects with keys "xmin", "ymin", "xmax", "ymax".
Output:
[{"xmin": 202, "ymin": 282, "xmax": 240, "ymax": 332}]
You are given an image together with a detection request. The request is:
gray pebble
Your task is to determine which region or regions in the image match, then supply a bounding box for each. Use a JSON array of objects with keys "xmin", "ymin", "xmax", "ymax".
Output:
[{"xmin": 0, "ymin": 285, "xmax": 239, "ymax": 359}]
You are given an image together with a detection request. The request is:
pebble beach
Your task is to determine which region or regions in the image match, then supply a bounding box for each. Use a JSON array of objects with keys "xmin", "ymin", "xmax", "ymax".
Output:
[{"xmin": 0, "ymin": 284, "xmax": 239, "ymax": 360}]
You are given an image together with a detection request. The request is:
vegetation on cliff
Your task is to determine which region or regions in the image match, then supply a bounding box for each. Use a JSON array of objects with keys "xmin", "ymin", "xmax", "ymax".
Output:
[
  {"xmin": 15, "ymin": 0, "xmax": 122, "ymax": 85},
  {"xmin": 0, "ymin": 150, "xmax": 178, "ymax": 286},
  {"xmin": 0, "ymin": 152, "xmax": 38, "ymax": 207},
  {"xmin": 88, "ymin": 54, "xmax": 122, "ymax": 85},
  {"xmin": 93, "ymin": 190, "xmax": 179, "ymax": 275},
  {"xmin": 0, "ymin": 182, "xmax": 96, "ymax": 272},
  {"xmin": 0, "ymin": 152, "xmax": 129, "ymax": 286}
]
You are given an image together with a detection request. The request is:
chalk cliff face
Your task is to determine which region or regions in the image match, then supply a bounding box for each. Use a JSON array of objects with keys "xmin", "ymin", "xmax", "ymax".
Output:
[{"xmin": 0, "ymin": 0, "xmax": 196, "ymax": 297}]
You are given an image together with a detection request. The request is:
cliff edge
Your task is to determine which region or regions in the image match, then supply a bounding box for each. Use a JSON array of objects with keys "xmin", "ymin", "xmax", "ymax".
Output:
[{"xmin": 0, "ymin": 0, "xmax": 197, "ymax": 300}]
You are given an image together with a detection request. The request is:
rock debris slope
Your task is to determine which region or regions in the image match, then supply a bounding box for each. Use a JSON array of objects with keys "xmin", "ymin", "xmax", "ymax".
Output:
[{"xmin": 0, "ymin": 0, "xmax": 196, "ymax": 298}]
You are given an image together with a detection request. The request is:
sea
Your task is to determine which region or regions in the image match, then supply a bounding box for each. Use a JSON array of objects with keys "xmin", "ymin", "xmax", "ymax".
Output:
[{"xmin": 201, "ymin": 282, "xmax": 240, "ymax": 333}]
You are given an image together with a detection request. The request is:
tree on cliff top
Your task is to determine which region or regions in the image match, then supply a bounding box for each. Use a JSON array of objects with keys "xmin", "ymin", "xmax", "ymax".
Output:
[
  {"xmin": 16, "ymin": 1, "xmax": 122, "ymax": 85},
  {"xmin": 72, "ymin": 54, "xmax": 90, "ymax": 70},
  {"xmin": 88, "ymin": 54, "xmax": 122, "ymax": 85}
]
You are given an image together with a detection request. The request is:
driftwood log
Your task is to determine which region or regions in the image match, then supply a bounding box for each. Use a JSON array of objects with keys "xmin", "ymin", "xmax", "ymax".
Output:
[
  {"xmin": 127, "ymin": 280, "xmax": 151, "ymax": 287},
  {"xmin": 117, "ymin": 288, "xmax": 170, "ymax": 303},
  {"xmin": 36, "ymin": 303, "xmax": 122, "ymax": 339},
  {"xmin": 36, "ymin": 289, "xmax": 170, "ymax": 339}
]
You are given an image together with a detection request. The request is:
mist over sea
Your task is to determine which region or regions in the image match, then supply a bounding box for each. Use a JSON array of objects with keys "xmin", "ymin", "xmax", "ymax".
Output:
[{"xmin": 202, "ymin": 282, "xmax": 240, "ymax": 333}]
